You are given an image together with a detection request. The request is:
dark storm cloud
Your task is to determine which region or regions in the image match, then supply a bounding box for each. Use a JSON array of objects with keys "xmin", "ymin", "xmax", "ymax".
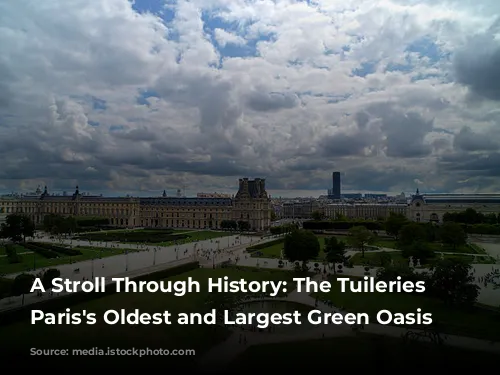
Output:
[
  {"xmin": 113, "ymin": 128, "xmax": 158, "ymax": 141},
  {"xmin": 379, "ymin": 110, "xmax": 434, "ymax": 158},
  {"xmin": 440, "ymin": 152, "xmax": 500, "ymax": 175},
  {"xmin": 320, "ymin": 132, "xmax": 373, "ymax": 157},
  {"xmin": 453, "ymin": 21, "xmax": 500, "ymax": 101},
  {"xmin": 154, "ymin": 72, "xmax": 242, "ymax": 131},
  {"xmin": 246, "ymin": 91, "xmax": 299, "ymax": 112},
  {"xmin": 354, "ymin": 111, "xmax": 370, "ymax": 128},
  {"xmin": 342, "ymin": 166, "xmax": 419, "ymax": 192},
  {"xmin": 453, "ymin": 126, "xmax": 498, "ymax": 151}
]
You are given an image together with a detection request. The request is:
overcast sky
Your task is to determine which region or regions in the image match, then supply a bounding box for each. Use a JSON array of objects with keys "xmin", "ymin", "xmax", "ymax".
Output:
[{"xmin": 1, "ymin": 0, "xmax": 500, "ymax": 198}]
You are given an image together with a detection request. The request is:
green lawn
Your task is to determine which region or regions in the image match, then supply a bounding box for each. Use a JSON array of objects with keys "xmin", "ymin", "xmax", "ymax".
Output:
[
  {"xmin": 251, "ymin": 236, "xmax": 328, "ymax": 259},
  {"xmin": 348, "ymin": 251, "xmax": 495, "ymax": 267},
  {"xmin": 0, "ymin": 267, "xmax": 295, "ymax": 366},
  {"xmin": 312, "ymin": 276, "xmax": 500, "ymax": 341},
  {"xmin": 0, "ymin": 244, "xmax": 27, "ymax": 256},
  {"xmin": 0, "ymin": 245, "xmax": 134, "ymax": 275},
  {"xmin": 231, "ymin": 334, "xmax": 499, "ymax": 371},
  {"xmin": 372, "ymin": 238, "xmax": 400, "ymax": 249},
  {"xmin": 427, "ymin": 242, "xmax": 485, "ymax": 254}
]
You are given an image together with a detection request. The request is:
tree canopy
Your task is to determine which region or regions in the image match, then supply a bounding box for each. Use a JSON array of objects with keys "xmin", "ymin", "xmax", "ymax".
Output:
[
  {"xmin": 398, "ymin": 223, "xmax": 427, "ymax": 246},
  {"xmin": 324, "ymin": 236, "xmax": 347, "ymax": 272},
  {"xmin": 12, "ymin": 273, "xmax": 36, "ymax": 305},
  {"xmin": 283, "ymin": 229, "xmax": 320, "ymax": 268},
  {"xmin": 43, "ymin": 214, "xmax": 77, "ymax": 235},
  {"xmin": 347, "ymin": 226, "xmax": 374, "ymax": 258},
  {"xmin": 0, "ymin": 214, "xmax": 35, "ymax": 242},
  {"xmin": 428, "ymin": 259, "xmax": 479, "ymax": 307},
  {"xmin": 385, "ymin": 213, "xmax": 409, "ymax": 239},
  {"xmin": 438, "ymin": 221, "xmax": 467, "ymax": 249}
]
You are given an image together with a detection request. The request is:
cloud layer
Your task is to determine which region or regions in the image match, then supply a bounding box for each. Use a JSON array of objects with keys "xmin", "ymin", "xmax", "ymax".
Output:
[{"xmin": 1, "ymin": 0, "xmax": 499, "ymax": 196}]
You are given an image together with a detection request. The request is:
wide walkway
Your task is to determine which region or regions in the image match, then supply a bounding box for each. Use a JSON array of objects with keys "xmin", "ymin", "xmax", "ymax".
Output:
[{"xmin": 0, "ymin": 234, "xmax": 280, "ymax": 311}]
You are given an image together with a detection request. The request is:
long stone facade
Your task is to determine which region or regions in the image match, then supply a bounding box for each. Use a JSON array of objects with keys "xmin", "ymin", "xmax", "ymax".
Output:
[{"xmin": 0, "ymin": 178, "xmax": 271, "ymax": 231}]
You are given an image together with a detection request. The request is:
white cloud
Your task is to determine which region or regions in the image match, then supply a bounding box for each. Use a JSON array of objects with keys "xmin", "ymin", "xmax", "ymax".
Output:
[
  {"xmin": 0, "ymin": 0, "xmax": 499, "ymax": 196},
  {"xmin": 213, "ymin": 28, "xmax": 246, "ymax": 47}
]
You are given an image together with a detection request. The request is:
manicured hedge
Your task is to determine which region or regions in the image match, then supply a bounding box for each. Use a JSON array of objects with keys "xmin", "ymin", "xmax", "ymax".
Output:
[
  {"xmin": 247, "ymin": 238, "xmax": 284, "ymax": 253},
  {"xmin": 22, "ymin": 243, "xmax": 59, "ymax": 259},
  {"xmin": 0, "ymin": 261, "xmax": 200, "ymax": 326},
  {"xmin": 75, "ymin": 217, "xmax": 110, "ymax": 227},
  {"xmin": 303, "ymin": 221, "xmax": 384, "ymax": 231},
  {"xmin": 5, "ymin": 245, "xmax": 22, "ymax": 264},
  {"xmin": 28, "ymin": 242, "xmax": 82, "ymax": 256},
  {"xmin": 463, "ymin": 224, "xmax": 500, "ymax": 235},
  {"xmin": 0, "ymin": 278, "xmax": 13, "ymax": 299}
]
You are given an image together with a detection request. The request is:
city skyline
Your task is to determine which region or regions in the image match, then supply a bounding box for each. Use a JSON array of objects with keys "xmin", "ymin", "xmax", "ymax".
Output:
[{"xmin": 2, "ymin": 1, "xmax": 500, "ymax": 195}]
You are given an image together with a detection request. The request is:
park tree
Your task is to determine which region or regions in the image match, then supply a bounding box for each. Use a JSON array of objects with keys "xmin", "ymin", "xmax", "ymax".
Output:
[
  {"xmin": 237, "ymin": 221, "xmax": 251, "ymax": 232},
  {"xmin": 398, "ymin": 223, "xmax": 427, "ymax": 247},
  {"xmin": 43, "ymin": 214, "xmax": 62, "ymax": 233},
  {"xmin": 270, "ymin": 210, "xmax": 277, "ymax": 222},
  {"xmin": 0, "ymin": 214, "xmax": 35, "ymax": 242},
  {"xmin": 347, "ymin": 226, "xmax": 374, "ymax": 258},
  {"xmin": 401, "ymin": 240, "xmax": 435, "ymax": 263},
  {"xmin": 42, "ymin": 268, "xmax": 61, "ymax": 290},
  {"xmin": 0, "ymin": 278, "xmax": 12, "ymax": 300},
  {"xmin": 484, "ymin": 213, "xmax": 498, "ymax": 225},
  {"xmin": 220, "ymin": 220, "xmax": 238, "ymax": 231},
  {"xmin": 284, "ymin": 229, "xmax": 320, "ymax": 271},
  {"xmin": 311, "ymin": 210, "xmax": 324, "ymax": 221},
  {"xmin": 485, "ymin": 269, "xmax": 500, "ymax": 289},
  {"xmin": 377, "ymin": 251, "xmax": 392, "ymax": 267},
  {"xmin": 205, "ymin": 292, "xmax": 243, "ymax": 330},
  {"xmin": 334, "ymin": 213, "xmax": 348, "ymax": 221},
  {"xmin": 12, "ymin": 273, "xmax": 36, "ymax": 305},
  {"xmin": 324, "ymin": 237, "xmax": 347, "ymax": 273},
  {"xmin": 385, "ymin": 213, "xmax": 409, "ymax": 239},
  {"xmin": 428, "ymin": 259, "xmax": 479, "ymax": 307},
  {"xmin": 438, "ymin": 222, "xmax": 467, "ymax": 250}
]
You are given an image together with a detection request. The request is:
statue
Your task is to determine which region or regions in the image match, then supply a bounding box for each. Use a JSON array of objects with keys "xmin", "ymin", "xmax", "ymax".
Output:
[
  {"xmin": 408, "ymin": 256, "xmax": 414, "ymax": 268},
  {"xmin": 390, "ymin": 259, "xmax": 394, "ymax": 266},
  {"xmin": 416, "ymin": 259, "xmax": 421, "ymax": 268}
]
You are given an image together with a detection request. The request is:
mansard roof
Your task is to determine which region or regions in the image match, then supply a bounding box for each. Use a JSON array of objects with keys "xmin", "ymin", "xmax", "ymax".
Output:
[{"xmin": 139, "ymin": 197, "xmax": 232, "ymax": 206}]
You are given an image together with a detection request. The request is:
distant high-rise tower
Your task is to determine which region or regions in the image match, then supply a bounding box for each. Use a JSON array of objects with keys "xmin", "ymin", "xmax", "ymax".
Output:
[{"xmin": 330, "ymin": 172, "xmax": 341, "ymax": 199}]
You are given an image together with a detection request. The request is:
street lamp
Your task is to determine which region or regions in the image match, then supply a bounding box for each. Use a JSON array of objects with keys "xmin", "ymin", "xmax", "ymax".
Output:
[
  {"xmin": 91, "ymin": 257, "xmax": 95, "ymax": 279},
  {"xmin": 125, "ymin": 250, "xmax": 129, "ymax": 272},
  {"xmin": 153, "ymin": 248, "xmax": 157, "ymax": 266}
]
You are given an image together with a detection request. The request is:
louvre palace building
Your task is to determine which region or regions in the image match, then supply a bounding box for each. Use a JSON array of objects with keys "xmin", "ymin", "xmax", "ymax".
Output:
[{"xmin": 0, "ymin": 178, "xmax": 271, "ymax": 232}]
